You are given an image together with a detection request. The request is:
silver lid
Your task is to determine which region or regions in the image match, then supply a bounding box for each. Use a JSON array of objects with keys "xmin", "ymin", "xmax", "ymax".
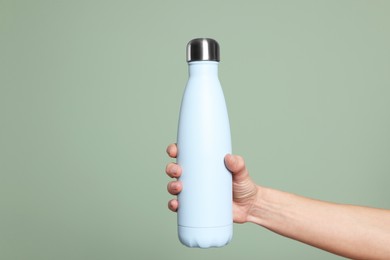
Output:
[{"xmin": 186, "ymin": 38, "xmax": 220, "ymax": 62}]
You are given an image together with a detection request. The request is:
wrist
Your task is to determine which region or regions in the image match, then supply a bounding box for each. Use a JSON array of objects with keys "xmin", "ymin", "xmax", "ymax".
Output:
[
  {"xmin": 246, "ymin": 186, "xmax": 290, "ymax": 229},
  {"xmin": 246, "ymin": 186, "xmax": 267, "ymax": 225}
]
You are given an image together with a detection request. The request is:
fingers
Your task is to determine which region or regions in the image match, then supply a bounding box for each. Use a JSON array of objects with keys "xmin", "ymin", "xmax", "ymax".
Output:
[
  {"xmin": 168, "ymin": 199, "xmax": 179, "ymax": 212},
  {"xmin": 167, "ymin": 181, "xmax": 182, "ymax": 195},
  {"xmin": 225, "ymin": 154, "xmax": 250, "ymax": 181},
  {"xmin": 165, "ymin": 162, "xmax": 182, "ymax": 178},
  {"xmin": 166, "ymin": 143, "xmax": 178, "ymax": 158},
  {"xmin": 166, "ymin": 143, "xmax": 180, "ymax": 213}
]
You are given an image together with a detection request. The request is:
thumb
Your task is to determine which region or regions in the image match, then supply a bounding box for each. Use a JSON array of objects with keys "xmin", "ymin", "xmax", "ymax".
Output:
[{"xmin": 225, "ymin": 154, "xmax": 250, "ymax": 182}]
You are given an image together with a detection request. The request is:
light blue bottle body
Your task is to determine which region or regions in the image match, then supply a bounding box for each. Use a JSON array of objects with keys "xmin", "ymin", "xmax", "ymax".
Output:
[{"xmin": 177, "ymin": 61, "xmax": 233, "ymax": 248}]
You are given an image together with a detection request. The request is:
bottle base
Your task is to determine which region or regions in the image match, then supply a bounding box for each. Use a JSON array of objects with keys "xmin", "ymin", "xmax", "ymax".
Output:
[{"xmin": 178, "ymin": 225, "xmax": 232, "ymax": 248}]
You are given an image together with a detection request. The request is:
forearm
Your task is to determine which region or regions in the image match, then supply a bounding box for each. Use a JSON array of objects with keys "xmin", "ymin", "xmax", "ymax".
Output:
[{"xmin": 248, "ymin": 187, "xmax": 390, "ymax": 259}]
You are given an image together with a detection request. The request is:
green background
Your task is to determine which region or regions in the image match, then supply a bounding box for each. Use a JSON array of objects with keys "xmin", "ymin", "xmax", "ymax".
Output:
[{"xmin": 1, "ymin": 0, "xmax": 389, "ymax": 259}]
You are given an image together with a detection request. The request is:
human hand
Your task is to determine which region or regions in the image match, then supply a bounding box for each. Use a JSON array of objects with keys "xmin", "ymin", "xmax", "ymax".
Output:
[{"xmin": 165, "ymin": 143, "xmax": 259, "ymax": 223}]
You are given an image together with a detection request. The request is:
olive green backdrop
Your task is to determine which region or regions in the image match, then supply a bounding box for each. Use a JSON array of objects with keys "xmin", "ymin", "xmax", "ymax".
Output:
[{"xmin": 1, "ymin": 0, "xmax": 389, "ymax": 259}]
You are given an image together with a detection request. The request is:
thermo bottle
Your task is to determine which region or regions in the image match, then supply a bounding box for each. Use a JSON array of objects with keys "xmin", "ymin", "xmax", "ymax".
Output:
[{"xmin": 176, "ymin": 38, "xmax": 233, "ymax": 248}]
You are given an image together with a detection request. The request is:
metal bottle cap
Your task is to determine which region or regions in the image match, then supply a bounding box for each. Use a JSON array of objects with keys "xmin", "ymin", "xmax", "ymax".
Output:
[{"xmin": 186, "ymin": 38, "xmax": 220, "ymax": 62}]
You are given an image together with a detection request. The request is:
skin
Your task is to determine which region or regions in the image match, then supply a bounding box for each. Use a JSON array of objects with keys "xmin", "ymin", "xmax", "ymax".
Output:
[{"xmin": 165, "ymin": 143, "xmax": 390, "ymax": 259}]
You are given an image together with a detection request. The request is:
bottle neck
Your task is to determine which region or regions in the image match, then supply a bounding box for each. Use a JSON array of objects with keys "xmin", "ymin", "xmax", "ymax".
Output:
[{"xmin": 188, "ymin": 61, "xmax": 219, "ymax": 78}]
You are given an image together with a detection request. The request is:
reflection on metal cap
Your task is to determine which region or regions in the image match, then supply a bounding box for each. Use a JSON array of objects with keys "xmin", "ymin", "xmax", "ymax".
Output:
[{"xmin": 186, "ymin": 38, "xmax": 220, "ymax": 62}]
